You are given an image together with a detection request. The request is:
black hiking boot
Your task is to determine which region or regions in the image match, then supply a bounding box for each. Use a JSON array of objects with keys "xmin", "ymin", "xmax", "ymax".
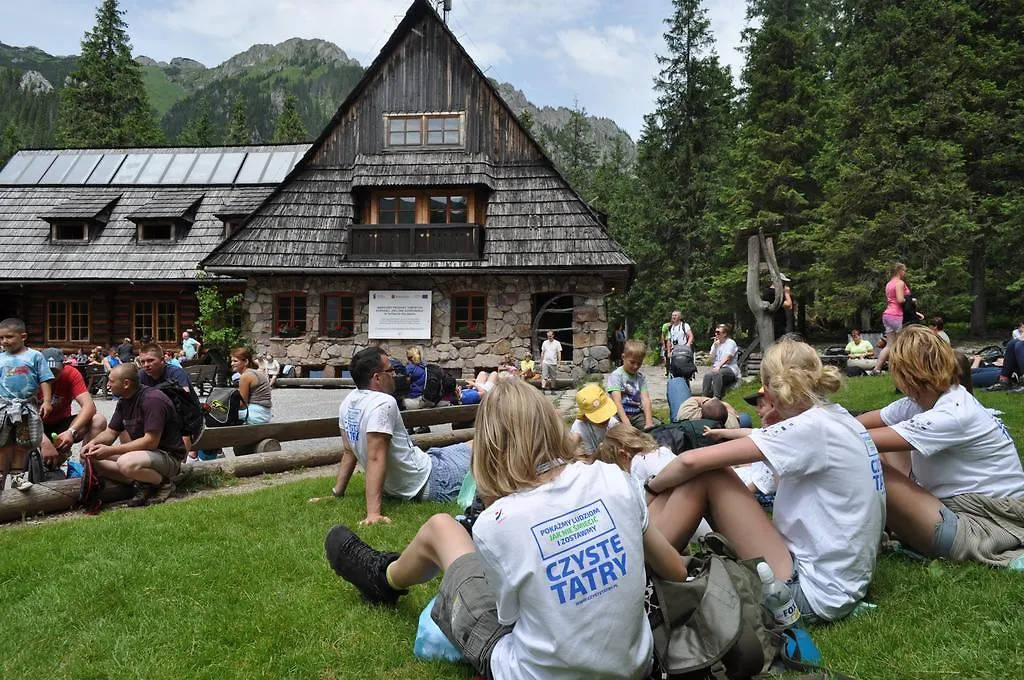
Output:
[
  {"xmin": 324, "ymin": 525, "xmax": 407, "ymax": 605},
  {"xmin": 126, "ymin": 482, "xmax": 158, "ymax": 507}
]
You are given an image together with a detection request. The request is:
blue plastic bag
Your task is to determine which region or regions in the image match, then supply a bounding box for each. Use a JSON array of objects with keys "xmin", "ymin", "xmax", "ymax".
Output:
[{"xmin": 413, "ymin": 596, "xmax": 464, "ymax": 662}]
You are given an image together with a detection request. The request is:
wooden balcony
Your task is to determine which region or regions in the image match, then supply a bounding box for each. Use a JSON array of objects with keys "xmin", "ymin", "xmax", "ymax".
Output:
[{"xmin": 348, "ymin": 223, "xmax": 484, "ymax": 260}]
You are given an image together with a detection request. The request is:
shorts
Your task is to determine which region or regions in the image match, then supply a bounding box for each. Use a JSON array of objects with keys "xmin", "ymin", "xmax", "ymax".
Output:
[
  {"xmin": 785, "ymin": 570, "xmax": 824, "ymax": 624},
  {"xmin": 881, "ymin": 315, "xmax": 903, "ymax": 336},
  {"xmin": 431, "ymin": 553, "xmax": 513, "ymax": 678},
  {"xmin": 542, "ymin": 363, "xmax": 557, "ymax": 382},
  {"xmin": 44, "ymin": 416, "xmax": 75, "ymax": 440},
  {"xmin": 419, "ymin": 443, "xmax": 472, "ymax": 502},
  {"xmin": 0, "ymin": 404, "xmax": 42, "ymax": 449},
  {"xmin": 930, "ymin": 503, "xmax": 959, "ymax": 559},
  {"xmin": 141, "ymin": 450, "xmax": 183, "ymax": 480}
]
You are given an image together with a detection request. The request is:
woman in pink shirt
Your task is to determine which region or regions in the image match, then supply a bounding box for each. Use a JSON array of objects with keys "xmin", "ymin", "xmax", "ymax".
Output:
[{"xmin": 873, "ymin": 262, "xmax": 909, "ymax": 373}]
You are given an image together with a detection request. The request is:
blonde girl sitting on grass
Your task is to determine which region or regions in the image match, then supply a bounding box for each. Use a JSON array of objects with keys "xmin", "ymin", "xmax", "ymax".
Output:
[
  {"xmin": 325, "ymin": 378, "xmax": 686, "ymax": 679},
  {"xmin": 643, "ymin": 339, "xmax": 886, "ymax": 622},
  {"xmin": 858, "ymin": 325, "xmax": 1024, "ymax": 568}
]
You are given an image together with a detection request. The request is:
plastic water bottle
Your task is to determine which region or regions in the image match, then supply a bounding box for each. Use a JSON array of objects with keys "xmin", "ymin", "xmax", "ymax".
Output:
[{"xmin": 757, "ymin": 562, "xmax": 801, "ymax": 628}]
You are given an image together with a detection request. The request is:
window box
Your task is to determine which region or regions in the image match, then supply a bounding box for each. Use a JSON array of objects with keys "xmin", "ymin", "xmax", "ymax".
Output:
[
  {"xmin": 275, "ymin": 325, "xmax": 304, "ymax": 338},
  {"xmin": 324, "ymin": 324, "xmax": 354, "ymax": 338},
  {"xmin": 452, "ymin": 293, "xmax": 487, "ymax": 338}
]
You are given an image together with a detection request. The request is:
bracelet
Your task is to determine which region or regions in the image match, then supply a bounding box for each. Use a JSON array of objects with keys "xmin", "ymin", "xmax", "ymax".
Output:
[{"xmin": 644, "ymin": 475, "xmax": 660, "ymax": 496}]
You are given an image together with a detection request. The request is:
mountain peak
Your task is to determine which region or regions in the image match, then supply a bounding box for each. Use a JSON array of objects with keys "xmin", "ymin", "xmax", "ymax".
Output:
[{"xmin": 216, "ymin": 37, "xmax": 360, "ymax": 75}]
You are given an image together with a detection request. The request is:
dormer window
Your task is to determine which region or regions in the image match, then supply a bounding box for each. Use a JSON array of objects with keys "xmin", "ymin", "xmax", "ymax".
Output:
[
  {"xmin": 139, "ymin": 222, "xmax": 175, "ymax": 242},
  {"xmin": 385, "ymin": 113, "xmax": 463, "ymax": 148},
  {"xmin": 52, "ymin": 222, "xmax": 90, "ymax": 243}
]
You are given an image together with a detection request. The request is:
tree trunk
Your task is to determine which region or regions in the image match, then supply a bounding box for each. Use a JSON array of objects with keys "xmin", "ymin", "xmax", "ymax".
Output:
[{"xmin": 746, "ymin": 233, "xmax": 786, "ymax": 351}]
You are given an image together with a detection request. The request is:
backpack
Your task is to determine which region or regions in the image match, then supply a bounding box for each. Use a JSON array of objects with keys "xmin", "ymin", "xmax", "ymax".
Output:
[
  {"xmin": 204, "ymin": 387, "xmax": 246, "ymax": 427},
  {"xmin": 648, "ymin": 420, "xmax": 719, "ymax": 453},
  {"xmin": 151, "ymin": 381, "xmax": 205, "ymax": 441},
  {"xmin": 648, "ymin": 534, "xmax": 851, "ymax": 680},
  {"xmin": 669, "ymin": 345, "xmax": 697, "ymax": 380},
  {"xmin": 79, "ymin": 456, "xmax": 105, "ymax": 515},
  {"xmin": 422, "ymin": 364, "xmax": 456, "ymax": 404}
]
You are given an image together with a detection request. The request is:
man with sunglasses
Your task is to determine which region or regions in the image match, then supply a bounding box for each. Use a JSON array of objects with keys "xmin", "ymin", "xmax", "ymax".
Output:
[{"xmin": 331, "ymin": 347, "xmax": 472, "ymax": 525}]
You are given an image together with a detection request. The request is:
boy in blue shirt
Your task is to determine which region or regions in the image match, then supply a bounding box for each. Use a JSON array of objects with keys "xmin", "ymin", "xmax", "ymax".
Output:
[
  {"xmin": 606, "ymin": 339, "xmax": 655, "ymax": 430},
  {"xmin": 0, "ymin": 317, "xmax": 54, "ymax": 491}
]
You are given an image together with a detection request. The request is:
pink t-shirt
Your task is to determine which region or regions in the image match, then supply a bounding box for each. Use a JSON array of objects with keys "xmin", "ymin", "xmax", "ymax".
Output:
[{"xmin": 884, "ymin": 277, "xmax": 910, "ymax": 318}]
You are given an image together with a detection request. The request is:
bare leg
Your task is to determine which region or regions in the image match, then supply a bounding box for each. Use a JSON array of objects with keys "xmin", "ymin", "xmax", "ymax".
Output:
[
  {"xmin": 475, "ymin": 371, "xmax": 489, "ymax": 384},
  {"xmin": 650, "ymin": 468, "xmax": 793, "ymax": 579},
  {"xmin": 387, "ymin": 514, "xmax": 477, "ymax": 589},
  {"xmin": 115, "ymin": 451, "xmax": 164, "ymax": 485},
  {"xmin": 881, "ymin": 449, "xmax": 912, "ymax": 477},
  {"xmin": 91, "ymin": 457, "xmax": 134, "ymax": 484},
  {"xmin": 86, "ymin": 413, "xmax": 108, "ymax": 444},
  {"xmin": 881, "ymin": 462, "xmax": 945, "ymax": 556}
]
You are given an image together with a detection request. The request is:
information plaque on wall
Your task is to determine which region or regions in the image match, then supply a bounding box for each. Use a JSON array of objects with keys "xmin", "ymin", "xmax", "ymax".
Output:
[{"xmin": 368, "ymin": 290, "xmax": 433, "ymax": 340}]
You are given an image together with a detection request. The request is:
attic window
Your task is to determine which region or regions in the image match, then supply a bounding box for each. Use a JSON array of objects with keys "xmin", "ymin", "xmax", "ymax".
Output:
[
  {"xmin": 386, "ymin": 113, "xmax": 463, "ymax": 148},
  {"xmin": 139, "ymin": 222, "xmax": 175, "ymax": 242},
  {"xmin": 52, "ymin": 223, "xmax": 89, "ymax": 243}
]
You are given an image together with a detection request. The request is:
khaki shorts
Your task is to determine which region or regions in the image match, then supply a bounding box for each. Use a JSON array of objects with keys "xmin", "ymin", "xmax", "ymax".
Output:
[
  {"xmin": 141, "ymin": 450, "xmax": 182, "ymax": 480},
  {"xmin": 542, "ymin": 363, "xmax": 557, "ymax": 381},
  {"xmin": 430, "ymin": 553, "xmax": 512, "ymax": 678}
]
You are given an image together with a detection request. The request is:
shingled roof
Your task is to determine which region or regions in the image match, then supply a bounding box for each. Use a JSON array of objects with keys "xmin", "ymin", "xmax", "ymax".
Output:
[
  {"xmin": 202, "ymin": 0, "xmax": 634, "ymax": 280},
  {"xmin": 0, "ymin": 145, "xmax": 308, "ymax": 282}
]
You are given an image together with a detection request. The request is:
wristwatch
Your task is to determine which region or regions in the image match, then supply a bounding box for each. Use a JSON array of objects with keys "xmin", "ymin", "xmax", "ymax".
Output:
[
  {"xmin": 644, "ymin": 475, "xmax": 660, "ymax": 496},
  {"xmin": 67, "ymin": 427, "xmax": 81, "ymax": 442}
]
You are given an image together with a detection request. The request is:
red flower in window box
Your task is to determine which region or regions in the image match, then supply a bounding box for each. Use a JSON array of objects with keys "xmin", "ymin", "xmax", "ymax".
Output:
[
  {"xmin": 455, "ymin": 322, "xmax": 484, "ymax": 339},
  {"xmin": 276, "ymin": 324, "xmax": 303, "ymax": 338},
  {"xmin": 327, "ymin": 323, "xmax": 353, "ymax": 338}
]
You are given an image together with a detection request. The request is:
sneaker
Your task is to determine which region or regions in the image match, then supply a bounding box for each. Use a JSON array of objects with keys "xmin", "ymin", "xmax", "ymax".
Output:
[
  {"xmin": 149, "ymin": 481, "xmax": 176, "ymax": 505},
  {"xmin": 986, "ymin": 381, "xmax": 1013, "ymax": 392},
  {"xmin": 126, "ymin": 482, "xmax": 158, "ymax": 507},
  {"xmin": 1009, "ymin": 385, "xmax": 1024, "ymax": 395},
  {"xmin": 9, "ymin": 471, "xmax": 33, "ymax": 492},
  {"xmin": 324, "ymin": 525, "xmax": 406, "ymax": 605}
]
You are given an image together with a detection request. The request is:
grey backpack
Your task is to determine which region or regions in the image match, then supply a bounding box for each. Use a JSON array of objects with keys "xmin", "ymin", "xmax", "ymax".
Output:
[{"xmin": 647, "ymin": 533, "xmax": 782, "ymax": 679}]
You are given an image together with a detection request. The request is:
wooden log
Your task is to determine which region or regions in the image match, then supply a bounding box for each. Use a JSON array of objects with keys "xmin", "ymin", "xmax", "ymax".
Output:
[
  {"xmin": 186, "ymin": 428, "xmax": 474, "ymax": 478},
  {"xmin": 0, "ymin": 477, "xmax": 134, "ymax": 524},
  {"xmin": 274, "ymin": 378, "xmax": 355, "ymax": 388},
  {"xmin": 192, "ymin": 405, "xmax": 478, "ymax": 450},
  {"xmin": 0, "ymin": 429, "xmax": 474, "ymax": 524}
]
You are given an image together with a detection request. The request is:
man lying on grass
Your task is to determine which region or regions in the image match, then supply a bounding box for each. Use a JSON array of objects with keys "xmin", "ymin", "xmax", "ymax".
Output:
[
  {"xmin": 325, "ymin": 379, "xmax": 685, "ymax": 679},
  {"xmin": 329, "ymin": 347, "xmax": 472, "ymax": 526}
]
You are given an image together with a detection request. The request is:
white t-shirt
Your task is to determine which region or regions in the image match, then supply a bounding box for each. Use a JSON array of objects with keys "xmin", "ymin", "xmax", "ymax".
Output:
[
  {"xmin": 749, "ymin": 403, "xmax": 886, "ymax": 620},
  {"xmin": 474, "ymin": 461, "xmax": 653, "ymax": 680},
  {"xmin": 668, "ymin": 322, "xmax": 691, "ymax": 347},
  {"xmin": 881, "ymin": 385, "xmax": 1024, "ymax": 499},
  {"xmin": 571, "ymin": 416, "xmax": 620, "ymax": 455},
  {"xmin": 541, "ymin": 339, "xmax": 562, "ymax": 366},
  {"xmin": 628, "ymin": 446, "xmax": 675, "ymax": 484},
  {"xmin": 337, "ymin": 389, "xmax": 430, "ymax": 499},
  {"xmin": 733, "ymin": 462, "xmax": 778, "ymax": 494},
  {"xmin": 710, "ymin": 338, "xmax": 740, "ymax": 376}
]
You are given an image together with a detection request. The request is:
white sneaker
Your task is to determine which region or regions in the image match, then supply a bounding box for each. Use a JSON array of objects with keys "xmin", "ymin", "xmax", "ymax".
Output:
[{"xmin": 9, "ymin": 471, "xmax": 33, "ymax": 491}]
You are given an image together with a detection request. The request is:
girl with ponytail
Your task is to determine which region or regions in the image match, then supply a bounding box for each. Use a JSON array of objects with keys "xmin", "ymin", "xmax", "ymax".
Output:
[{"xmin": 644, "ymin": 339, "xmax": 886, "ymax": 622}]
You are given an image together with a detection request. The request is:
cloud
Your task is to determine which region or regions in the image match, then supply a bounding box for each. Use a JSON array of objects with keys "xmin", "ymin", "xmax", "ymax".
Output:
[{"xmin": 556, "ymin": 25, "xmax": 654, "ymax": 81}]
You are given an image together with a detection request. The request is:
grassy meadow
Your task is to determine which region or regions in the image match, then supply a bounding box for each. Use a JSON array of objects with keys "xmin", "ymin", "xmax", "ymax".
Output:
[{"xmin": 2, "ymin": 375, "xmax": 1023, "ymax": 679}]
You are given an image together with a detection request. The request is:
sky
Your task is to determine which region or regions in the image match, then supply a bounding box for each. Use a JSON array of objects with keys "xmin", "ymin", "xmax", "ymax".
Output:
[{"xmin": 0, "ymin": 0, "xmax": 750, "ymax": 139}]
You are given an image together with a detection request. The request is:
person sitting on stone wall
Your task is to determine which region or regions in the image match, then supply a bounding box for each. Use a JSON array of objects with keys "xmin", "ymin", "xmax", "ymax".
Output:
[{"xmin": 329, "ymin": 347, "xmax": 472, "ymax": 525}]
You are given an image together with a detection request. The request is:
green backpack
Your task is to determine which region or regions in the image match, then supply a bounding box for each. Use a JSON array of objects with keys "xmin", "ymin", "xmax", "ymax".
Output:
[{"xmin": 646, "ymin": 534, "xmax": 854, "ymax": 680}]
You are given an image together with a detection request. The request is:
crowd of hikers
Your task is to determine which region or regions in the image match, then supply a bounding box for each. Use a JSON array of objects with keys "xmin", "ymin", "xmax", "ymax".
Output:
[{"xmin": 322, "ymin": 318, "xmax": 1024, "ymax": 678}]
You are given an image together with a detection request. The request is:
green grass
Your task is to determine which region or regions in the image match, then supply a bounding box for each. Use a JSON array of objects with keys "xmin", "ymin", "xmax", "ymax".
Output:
[
  {"xmin": 141, "ymin": 65, "xmax": 189, "ymax": 117},
  {"xmin": 2, "ymin": 375, "xmax": 1023, "ymax": 679}
]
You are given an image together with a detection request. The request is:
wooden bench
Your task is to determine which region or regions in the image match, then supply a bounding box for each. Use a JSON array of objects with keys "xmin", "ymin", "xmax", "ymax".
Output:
[{"xmin": 191, "ymin": 404, "xmax": 479, "ymax": 457}]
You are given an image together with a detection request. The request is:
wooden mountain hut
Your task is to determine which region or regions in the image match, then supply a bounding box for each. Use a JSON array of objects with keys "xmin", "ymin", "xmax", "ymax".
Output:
[{"xmin": 201, "ymin": 0, "xmax": 634, "ymax": 377}]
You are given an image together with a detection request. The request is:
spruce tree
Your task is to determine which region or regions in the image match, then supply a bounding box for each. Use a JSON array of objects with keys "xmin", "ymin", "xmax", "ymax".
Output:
[
  {"xmin": 271, "ymin": 95, "xmax": 307, "ymax": 143},
  {"xmin": 56, "ymin": 0, "xmax": 162, "ymax": 147},
  {"xmin": 0, "ymin": 120, "xmax": 20, "ymax": 166},
  {"xmin": 628, "ymin": 0, "xmax": 736, "ymax": 330},
  {"xmin": 178, "ymin": 102, "xmax": 216, "ymax": 146},
  {"xmin": 226, "ymin": 97, "xmax": 251, "ymax": 145}
]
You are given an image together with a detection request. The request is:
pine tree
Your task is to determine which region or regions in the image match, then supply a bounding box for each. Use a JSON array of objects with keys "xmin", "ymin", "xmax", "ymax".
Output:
[
  {"xmin": 178, "ymin": 102, "xmax": 216, "ymax": 146},
  {"xmin": 226, "ymin": 96, "xmax": 251, "ymax": 145},
  {"xmin": 627, "ymin": 0, "xmax": 736, "ymax": 332},
  {"xmin": 0, "ymin": 120, "xmax": 20, "ymax": 166},
  {"xmin": 271, "ymin": 94, "xmax": 307, "ymax": 143},
  {"xmin": 55, "ymin": 0, "xmax": 162, "ymax": 147},
  {"xmin": 550, "ymin": 103, "xmax": 597, "ymax": 198}
]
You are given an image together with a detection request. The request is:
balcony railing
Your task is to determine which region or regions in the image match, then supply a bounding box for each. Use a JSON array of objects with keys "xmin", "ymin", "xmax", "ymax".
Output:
[{"xmin": 348, "ymin": 223, "xmax": 484, "ymax": 260}]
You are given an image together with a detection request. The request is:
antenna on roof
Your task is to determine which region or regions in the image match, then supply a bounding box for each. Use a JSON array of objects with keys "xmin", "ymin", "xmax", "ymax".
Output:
[{"xmin": 436, "ymin": 0, "xmax": 452, "ymax": 24}]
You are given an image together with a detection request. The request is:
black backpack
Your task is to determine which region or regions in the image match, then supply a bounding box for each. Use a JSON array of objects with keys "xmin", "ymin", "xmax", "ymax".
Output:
[
  {"xmin": 151, "ymin": 381, "xmax": 205, "ymax": 441},
  {"xmin": 422, "ymin": 364, "xmax": 456, "ymax": 404},
  {"xmin": 204, "ymin": 387, "xmax": 246, "ymax": 427},
  {"xmin": 648, "ymin": 420, "xmax": 720, "ymax": 453},
  {"xmin": 669, "ymin": 345, "xmax": 697, "ymax": 380}
]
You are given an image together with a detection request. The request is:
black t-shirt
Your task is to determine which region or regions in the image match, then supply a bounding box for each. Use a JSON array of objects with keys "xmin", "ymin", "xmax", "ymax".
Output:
[
  {"xmin": 109, "ymin": 387, "xmax": 186, "ymax": 459},
  {"xmin": 117, "ymin": 342, "xmax": 134, "ymax": 363}
]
